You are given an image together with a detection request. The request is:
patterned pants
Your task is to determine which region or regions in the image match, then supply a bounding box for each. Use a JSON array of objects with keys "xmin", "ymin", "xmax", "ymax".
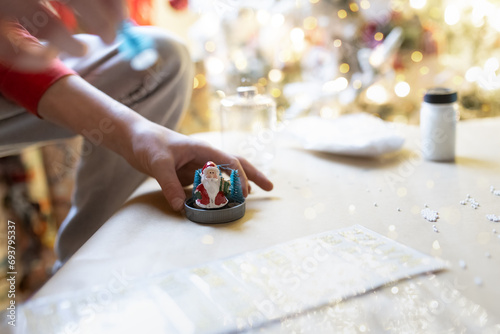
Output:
[{"xmin": 0, "ymin": 26, "xmax": 193, "ymax": 269}]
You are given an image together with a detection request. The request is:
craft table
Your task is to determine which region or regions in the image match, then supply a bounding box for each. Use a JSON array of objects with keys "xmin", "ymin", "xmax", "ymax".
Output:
[{"xmin": 7, "ymin": 117, "xmax": 500, "ymax": 333}]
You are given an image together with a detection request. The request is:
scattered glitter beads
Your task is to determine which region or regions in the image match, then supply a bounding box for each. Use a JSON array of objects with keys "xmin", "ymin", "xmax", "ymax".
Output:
[
  {"xmin": 460, "ymin": 195, "xmax": 480, "ymax": 209},
  {"xmin": 458, "ymin": 260, "xmax": 467, "ymax": 269},
  {"xmin": 374, "ymin": 202, "xmax": 378, "ymax": 207},
  {"xmin": 421, "ymin": 208, "xmax": 439, "ymax": 222},
  {"xmin": 432, "ymin": 225, "xmax": 439, "ymax": 233},
  {"xmin": 491, "ymin": 186, "xmax": 500, "ymax": 196},
  {"xmin": 486, "ymin": 214, "xmax": 500, "ymax": 223}
]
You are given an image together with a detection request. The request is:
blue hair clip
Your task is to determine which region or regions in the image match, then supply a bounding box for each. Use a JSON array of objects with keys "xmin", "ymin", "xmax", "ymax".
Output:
[{"xmin": 117, "ymin": 20, "xmax": 158, "ymax": 71}]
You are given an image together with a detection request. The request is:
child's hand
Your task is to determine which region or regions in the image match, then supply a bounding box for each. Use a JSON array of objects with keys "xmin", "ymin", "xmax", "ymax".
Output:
[{"xmin": 128, "ymin": 122, "xmax": 274, "ymax": 211}]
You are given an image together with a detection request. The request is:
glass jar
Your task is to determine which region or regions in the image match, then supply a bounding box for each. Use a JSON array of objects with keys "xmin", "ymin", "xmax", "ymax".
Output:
[{"xmin": 220, "ymin": 86, "xmax": 277, "ymax": 174}]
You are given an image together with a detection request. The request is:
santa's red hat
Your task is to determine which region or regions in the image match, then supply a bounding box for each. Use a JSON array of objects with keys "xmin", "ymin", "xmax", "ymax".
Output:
[{"xmin": 202, "ymin": 161, "xmax": 218, "ymax": 174}]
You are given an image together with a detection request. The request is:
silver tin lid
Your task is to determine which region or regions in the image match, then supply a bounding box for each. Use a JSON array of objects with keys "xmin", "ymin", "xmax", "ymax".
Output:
[{"xmin": 184, "ymin": 198, "xmax": 246, "ymax": 224}]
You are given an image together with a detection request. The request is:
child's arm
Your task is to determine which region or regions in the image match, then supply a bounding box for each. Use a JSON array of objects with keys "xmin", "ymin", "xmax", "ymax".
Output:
[{"xmin": 38, "ymin": 75, "xmax": 273, "ymax": 211}]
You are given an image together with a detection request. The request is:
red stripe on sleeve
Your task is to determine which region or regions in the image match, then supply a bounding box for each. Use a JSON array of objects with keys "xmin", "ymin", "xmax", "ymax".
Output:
[
  {"xmin": 0, "ymin": 21, "xmax": 77, "ymax": 117},
  {"xmin": 0, "ymin": 59, "xmax": 76, "ymax": 116}
]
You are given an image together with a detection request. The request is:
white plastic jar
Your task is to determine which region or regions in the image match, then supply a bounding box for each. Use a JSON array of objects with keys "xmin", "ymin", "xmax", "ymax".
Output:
[{"xmin": 420, "ymin": 88, "xmax": 458, "ymax": 161}]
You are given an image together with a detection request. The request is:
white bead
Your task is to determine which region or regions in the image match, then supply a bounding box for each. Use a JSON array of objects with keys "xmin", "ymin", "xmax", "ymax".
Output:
[{"xmin": 474, "ymin": 277, "xmax": 483, "ymax": 286}]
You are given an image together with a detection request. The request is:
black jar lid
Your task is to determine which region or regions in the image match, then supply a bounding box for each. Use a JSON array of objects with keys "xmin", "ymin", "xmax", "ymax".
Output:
[{"xmin": 424, "ymin": 88, "xmax": 458, "ymax": 104}]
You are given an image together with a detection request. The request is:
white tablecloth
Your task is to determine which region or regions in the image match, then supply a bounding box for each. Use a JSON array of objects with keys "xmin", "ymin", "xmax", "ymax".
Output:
[{"xmin": 6, "ymin": 117, "xmax": 500, "ymax": 333}]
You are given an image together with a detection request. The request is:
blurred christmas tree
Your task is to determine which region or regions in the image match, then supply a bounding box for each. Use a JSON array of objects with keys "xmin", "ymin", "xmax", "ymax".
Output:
[
  {"xmin": 229, "ymin": 170, "xmax": 245, "ymax": 203},
  {"xmin": 192, "ymin": 168, "xmax": 202, "ymax": 197},
  {"xmin": 187, "ymin": 0, "xmax": 500, "ymax": 125}
]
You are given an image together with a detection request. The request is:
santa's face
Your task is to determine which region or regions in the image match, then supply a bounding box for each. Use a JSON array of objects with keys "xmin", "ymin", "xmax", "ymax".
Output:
[{"xmin": 205, "ymin": 169, "xmax": 218, "ymax": 179}]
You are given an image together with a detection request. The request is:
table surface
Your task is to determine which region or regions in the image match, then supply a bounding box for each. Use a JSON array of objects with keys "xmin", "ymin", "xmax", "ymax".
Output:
[{"xmin": 20, "ymin": 117, "xmax": 500, "ymax": 332}]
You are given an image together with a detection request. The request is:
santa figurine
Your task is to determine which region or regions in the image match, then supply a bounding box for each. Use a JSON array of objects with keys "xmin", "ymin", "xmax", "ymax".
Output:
[{"xmin": 194, "ymin": 161, "xmax": 229, "ymax": 209}]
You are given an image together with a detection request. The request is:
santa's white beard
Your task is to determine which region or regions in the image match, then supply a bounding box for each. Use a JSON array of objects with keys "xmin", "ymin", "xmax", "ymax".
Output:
[{"xmin": 202, "ymin": 176, "xmax": 220, "ymax": 202}]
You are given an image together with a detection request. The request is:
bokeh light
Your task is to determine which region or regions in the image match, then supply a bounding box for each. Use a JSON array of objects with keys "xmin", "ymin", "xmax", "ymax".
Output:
[{"xmin": 395, "ymin": 81, "xmax": 410, "ymax": 97}]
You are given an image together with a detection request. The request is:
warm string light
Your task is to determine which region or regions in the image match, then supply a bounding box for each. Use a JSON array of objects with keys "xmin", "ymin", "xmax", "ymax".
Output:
[
  {"xmin": 303, "ymin": 16, "xmax": 317, "ymax": 30},
  {"xmin": 394, "ymin": 81, "xmax": 410, "ymax": 97},
  {"xmin": 353, "ymin": 80, "xmax": 362, "ymax": 90},
  {"xmin": 193, "ymin": 74, "xmax": 207, "ymax": 89},
  {"xmin": 366, "ymin": 84, "xmax": 388, "ymax": 104},
  {"xmin": 271, "ymin": 88, "xmax": 282, "ymax": 97},
  {"xmin": 339, "ymin": 63, "xmax": 350, "ymax": 74},
  {"xmin": 411, "ymin": 51, "xmax": 423, "ymax": 63},
  {"xmin": 204, "ymin": 41, "xmax": 216, "ymax": 52},
  {"xmin": 290, "ymin": 27, "xmax": 305, "ymax": 51},
  {"xmin": 444, "ymin": 4, "xmax": 460, "ymax": 25},
  {"xmin": 258, "ymin": 77, "xmax": 268, "ymax": 86},
  {"xmin": 349, "ymin": 3, "xmax": 359, "ymax": 12},
  {"xmin": 231, "ymin": 50, "xmax": 248, "ymax": 71},
  {"xmin": 206, "ymin": 57, "xmax": 224, "ymax": 75},
  {"xmin": 268, "ymin": 69, "xmax": 283, "ymax": 83}
]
